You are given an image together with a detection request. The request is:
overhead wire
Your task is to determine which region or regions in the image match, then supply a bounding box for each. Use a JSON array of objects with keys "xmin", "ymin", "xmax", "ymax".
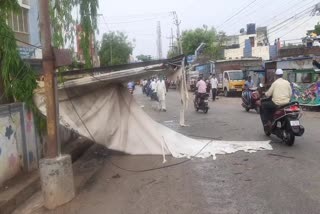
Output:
[
  {"xmin": 223, "ymin": 0, "xmax": 315, "ymax": 35},
  {"xmin": 0, "ymin": 34, "xmax": 42, "ymax": 49},
  {"xmin": 230, "ymin": 2, "xmax": 316, "ymax": 57},
  {"xmin": 267, "ymin": 5, "xmax": 314, "ymax": 35},
  {"xmin": 263, "ymin": 0, "xmax": 315, "ymax": 27},
  {"xmin": 217, "ymin": 0, "xmax": 260, "ymax": 29}
]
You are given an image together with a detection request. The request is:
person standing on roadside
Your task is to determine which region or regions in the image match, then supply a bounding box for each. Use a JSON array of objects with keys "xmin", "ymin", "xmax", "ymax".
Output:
[{"xmin": 210, "ymin": 74, "xmax": 219, "ymax": 101}]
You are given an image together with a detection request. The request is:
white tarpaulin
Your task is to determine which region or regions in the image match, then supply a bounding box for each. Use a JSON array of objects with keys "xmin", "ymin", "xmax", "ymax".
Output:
[{"xmin": 34, "ymin": 73, "xmax": 272, "ymax": 159}]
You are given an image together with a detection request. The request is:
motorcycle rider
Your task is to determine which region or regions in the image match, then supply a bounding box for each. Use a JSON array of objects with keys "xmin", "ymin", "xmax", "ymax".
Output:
[
  {"xmin": 244, "ymin": 76, "xmax": 254, "ymax": 105},
  {"xmin": 261, "ymin": 69, "xmax": 292, "ymax": 129},
  {"xmin": 195, "ymin": 76, "xmax": 207, "ymax": 105}
]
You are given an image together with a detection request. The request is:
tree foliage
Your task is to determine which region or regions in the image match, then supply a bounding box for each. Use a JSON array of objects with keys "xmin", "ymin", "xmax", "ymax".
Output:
[
  {"xmin": 167, "ymin": 42, "xmax": 180, "ymax": 59},
  {"xmin": 50, "ymin": 0, "xmax": 99, "ymax": 68},
  {"xmin": 0, "ymin": 0, "xmax": 99, "ymax": 133},
  {"xmin": 314, "ymin": 22, "xmax": 320, "ymax": 35},
  {"xmin": 99, "ymin": 32, "xmax": 133, "ymax": 66},
  {"xmin": 181, "ymin": 26, "xmax": 226, "ymax": 60},
  {"xmin": 136, "ymin": 54, "xmax": 152, "ymax": 62},
  {"xmin": 0, "ymin": 0, "xmax": 37, "ymax": 105}
]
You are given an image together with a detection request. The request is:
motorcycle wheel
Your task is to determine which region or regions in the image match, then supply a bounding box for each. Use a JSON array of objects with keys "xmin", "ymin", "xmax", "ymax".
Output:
[
  {"xmin": 245, "ymin": 107, "xmax": 250, "ymax": 112},
  {"xmin": 283, "ymin": 130, "xmax": 295, "ymax": 146},
  {"xmin": 264, "ymin": 129, "xmax": 271, "ymax": 136},
  {"xmin": 204, "ymin": 108, "xmax": 208, "ymax": 113}
]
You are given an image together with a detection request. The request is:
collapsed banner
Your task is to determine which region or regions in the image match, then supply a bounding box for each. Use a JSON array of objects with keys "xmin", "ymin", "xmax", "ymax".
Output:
[{"xmin": 34, "ymin": 79, "xmax": 272, "ymax": 160}]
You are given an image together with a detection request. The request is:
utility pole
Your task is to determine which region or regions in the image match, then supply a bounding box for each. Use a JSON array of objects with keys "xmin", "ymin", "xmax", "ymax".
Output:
[
  {"xmin": 172, "ymin": 11, "xmax": 183, "ymax": 54},
  {"xmin": 156, "ymin": 21, "xmax": 163, "ymax": 59},
  {"xmin": 39, "ymin": 0, "xmax": 59, "ymax": 159},
  {"xmin": 166, "ymin": 28, "xmax": 175, "ymax": 51},
  {"xmin": 38, "ymin": 0, "xmax": 75, "ymax": 209}
]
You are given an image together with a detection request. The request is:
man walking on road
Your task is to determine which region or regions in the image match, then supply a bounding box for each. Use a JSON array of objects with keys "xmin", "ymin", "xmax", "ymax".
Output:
[
  {"xmin": 210, "ymin": 74, "xmax": 219, "ymax": 101},
  {"xmin": 156, "ymin": 77, "xmax": 167, "ymax": 111}
]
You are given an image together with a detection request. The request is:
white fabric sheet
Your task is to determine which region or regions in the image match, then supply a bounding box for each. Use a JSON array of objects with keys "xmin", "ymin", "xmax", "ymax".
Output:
[{"xmin": 34, "ymin": 80, "xmax": 272, "ymax": 159}]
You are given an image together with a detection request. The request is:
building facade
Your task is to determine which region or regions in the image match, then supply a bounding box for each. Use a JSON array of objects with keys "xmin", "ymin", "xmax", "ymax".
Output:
[
  {"xmin": 223, "ymin": 24, "xmax": 276, "ymax": 61},
  {"xmin": 7, "ymin": 0, "xmax": 42, "ymax": 59}
]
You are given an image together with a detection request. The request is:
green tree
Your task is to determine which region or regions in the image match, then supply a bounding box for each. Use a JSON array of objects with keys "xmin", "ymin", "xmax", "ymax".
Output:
[
  {"xmin": 99, "ymin": 32, "xmax": 133, "ymax": 66},
  {"xmin": 181, "ymin": 26, "xmax": 225, "ymax": 60},
  {"xmin": 0, "ymin": 0, "xmax": 37, "ymax": 105},
  {"xmin": 136, "ymin": 54, "xmax": 152, "ymax": 62},
  {"xmin": 167, "ymin": 42, "xmax": 180, "ymax": 59},
  {"xmin": 0, "ymin": 0, "xmax": 99, "ymax": 132},
  {"xmin": 314, "ymin": 23, "xmax": 320, "ymax": 35}
]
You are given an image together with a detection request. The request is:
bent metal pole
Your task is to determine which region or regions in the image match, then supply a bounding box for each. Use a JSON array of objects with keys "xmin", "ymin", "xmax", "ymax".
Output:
[{"xmin": 39, "ymin": 0, "xmax": 60, "ymax": 158}]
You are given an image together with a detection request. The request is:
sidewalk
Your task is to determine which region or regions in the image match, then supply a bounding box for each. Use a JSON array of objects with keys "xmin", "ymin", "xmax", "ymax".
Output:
[{"xmin": 0, "ymin": 137, "xmax": 94, "ymax": 214}]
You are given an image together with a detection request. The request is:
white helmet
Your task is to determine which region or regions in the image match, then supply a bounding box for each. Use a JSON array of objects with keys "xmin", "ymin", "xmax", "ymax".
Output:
[{"xmin": 275, "ymin": 69, "xmax": 284, "ymax": 75}]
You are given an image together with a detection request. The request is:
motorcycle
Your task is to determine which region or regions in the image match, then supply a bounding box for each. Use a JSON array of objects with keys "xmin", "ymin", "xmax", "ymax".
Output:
[
  {"xmin": 258, "ymin": 85, "xmax": 305, "ymax": 146},
  {"xmin": 194, "ymin": 92, "xmax": 209, "ymax": 113},
  {"xmin": 241, "ymin": 87, "xmax": 261, "ymax": 113}
]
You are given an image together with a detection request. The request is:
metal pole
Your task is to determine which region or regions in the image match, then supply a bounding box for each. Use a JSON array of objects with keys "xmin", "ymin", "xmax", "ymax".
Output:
[
  {"xmin": 173, "ymin": 11, "xmax": 183, "ymax": 55},
  {"xmin": 39, "ymin": 0, "xmax": 59, "ymax": 158}
]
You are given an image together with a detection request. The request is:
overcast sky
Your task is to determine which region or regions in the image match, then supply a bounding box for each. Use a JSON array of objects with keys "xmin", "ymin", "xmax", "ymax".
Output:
[{"xmin": 97, "ymin": 0, "xmax": 320, "ymax": 58}]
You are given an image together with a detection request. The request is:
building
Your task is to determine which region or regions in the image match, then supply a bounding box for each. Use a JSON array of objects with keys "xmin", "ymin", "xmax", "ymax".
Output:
[
  {"xmin": 7, "ymin": 0, "xmax": 42, "ymax": 59},
  {"xmin": 223, "ymin": 24, "xmax": 277, "ymax": 61}
]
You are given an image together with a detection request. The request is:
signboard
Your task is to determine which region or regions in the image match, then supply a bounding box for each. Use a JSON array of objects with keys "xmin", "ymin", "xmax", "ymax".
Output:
[{"xmin": 18, "ymin": 47, "xmax": 35, "ymax": 59}]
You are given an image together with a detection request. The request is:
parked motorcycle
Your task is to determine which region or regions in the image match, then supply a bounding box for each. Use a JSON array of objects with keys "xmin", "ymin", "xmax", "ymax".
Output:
[
  {"xmin": 194, "ymin": 92, "xmax": 209, "ymax": 113},
  {"xmin": 258, "ymin": 85, "xmax": 304, "ymax": 146},
  {"xmin": 241, "ymin": 87, "xmax": 261, "ymax": 113}
]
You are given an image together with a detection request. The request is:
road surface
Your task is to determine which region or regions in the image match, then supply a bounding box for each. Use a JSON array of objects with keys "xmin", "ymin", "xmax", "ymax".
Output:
[{"xmin": 39, "ymin": 88, "xmax": 320, "ymax": 214}]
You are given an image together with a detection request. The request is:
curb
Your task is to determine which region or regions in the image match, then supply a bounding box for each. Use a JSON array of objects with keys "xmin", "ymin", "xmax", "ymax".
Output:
[{"xmin": 12, "ymin": 144, "xmax": 107, "ymax": 214}]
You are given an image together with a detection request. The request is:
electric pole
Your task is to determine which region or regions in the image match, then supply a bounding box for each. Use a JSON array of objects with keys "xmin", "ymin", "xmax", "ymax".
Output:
[
  {"xmin": 38, "ymin": 0, "xmax": 75, "ymax": 209},
  {"xmin": 39, "ymin": 0, "xmax": 59, "ymax": 158},
  {"xmin": 166, "ymin": 28, "xmax": 175, "ymax": 51},
  {"xmin": 172, "ymin": 11, "xmax": 183, "ymax": 54},
  {"xmin": 156, "ymin": 21, "xmax": 163, "ymax": 59}
]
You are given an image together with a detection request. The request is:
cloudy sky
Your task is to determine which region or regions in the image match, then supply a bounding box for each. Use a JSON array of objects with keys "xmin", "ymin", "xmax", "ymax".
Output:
[{"xmin": 97, "ymin": 0, "xmax": 320, "ymax": 58}]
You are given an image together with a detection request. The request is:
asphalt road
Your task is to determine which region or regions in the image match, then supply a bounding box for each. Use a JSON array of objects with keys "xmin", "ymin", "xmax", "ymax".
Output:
[{"xmin": 42, "ymin": 88, "xmax": 320, "ymax": 214}]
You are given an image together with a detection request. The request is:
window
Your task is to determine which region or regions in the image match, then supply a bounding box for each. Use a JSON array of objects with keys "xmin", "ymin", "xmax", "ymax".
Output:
[
  {"xmin": 229, "ymin": 72, "xmax": 244, "ymax": 80},
  {"xmin": 249, "ymin": 37, "xmax": 255, "ymax": 47},
  {"xmin": 296, "ymin": 73, "xmax": 312, "ymax": 83},
  {"xmin": 7, "ymin": 8, "xmax": 29, "ymax": 33}
]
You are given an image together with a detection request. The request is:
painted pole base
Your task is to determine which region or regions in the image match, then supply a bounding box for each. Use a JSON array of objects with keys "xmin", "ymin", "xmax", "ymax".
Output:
[{"xmin": 39, "ymin": 154, "xmax": 75, "ymax": 210}]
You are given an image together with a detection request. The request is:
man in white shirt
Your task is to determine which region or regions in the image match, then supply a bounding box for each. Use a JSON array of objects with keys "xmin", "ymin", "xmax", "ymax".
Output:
[
  {"xmin": 156, "ymin": 77, "xmax": 167, "ymax": 111},
  {"xmin": 150, "ymin": 79, "xmax": 157, "ymax": 100},
  {"xmin": 262, "ymin": 69, "xmax": 292, "ymax": 127},
  {"xmin": 210, "ymin": 74, "xmax": 219, "ymax": 101}
]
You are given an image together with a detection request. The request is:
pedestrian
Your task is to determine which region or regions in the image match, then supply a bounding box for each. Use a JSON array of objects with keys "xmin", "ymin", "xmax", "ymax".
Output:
[
  {"xmin": 156, "ymin": 77, "xmax": 167, "ymax": 111},
  {"xmin": 210, "ymin": 74, "xmax": 218, "ymax": 101},
  {"xmin": 142, "ymin": 79, "xmax": 147, "ymax": 94},
  {"xmin": 150, "ymin": 78, "xmax": 157, "ymax": 100},
  {"xmin": 165, "ymin": 78, "xmax": 170, "ymax": 92}
]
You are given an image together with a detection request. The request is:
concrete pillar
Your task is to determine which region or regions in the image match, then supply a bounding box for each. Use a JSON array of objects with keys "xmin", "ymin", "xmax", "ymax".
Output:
[{"xmin": 39, "ymin": 154, "xmax": 75, "ymax": 209}]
